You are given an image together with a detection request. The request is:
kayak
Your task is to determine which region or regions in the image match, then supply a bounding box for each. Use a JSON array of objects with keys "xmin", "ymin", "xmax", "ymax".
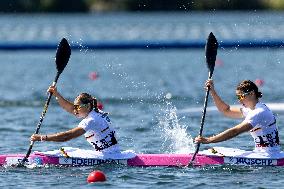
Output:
[{"xmin": 1, "ymin": 147, "xmax": 284, "ymax": 167}]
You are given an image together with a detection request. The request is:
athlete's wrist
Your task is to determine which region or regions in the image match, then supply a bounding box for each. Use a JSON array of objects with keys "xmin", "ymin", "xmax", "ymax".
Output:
[
  {"xmin": 207, "ymin": 136, "xmax": 214, "ymax": 144},
  {"xmin": 40, "ymin": 135, "xmax": 48, "ymax": 142},
  {"xmin": 210, "ymin": 89, "xmax": 217, "ymax": 95},
  {"xmin": 55, "ymin": 94, "xmax": 61, "ymax": 100}
]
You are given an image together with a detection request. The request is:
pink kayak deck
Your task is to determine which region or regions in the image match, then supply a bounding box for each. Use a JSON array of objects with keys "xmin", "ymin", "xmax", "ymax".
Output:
[
  {"xmin": 0, "ymin": 154, "xmax": 59, "ymax": 166},
  {"xmin": 0, "ymin": 153, "xmax": 222, "ymax": 167},
  {"xmin": 1, "ymin": 153, "xmax": 284, "ymax": 167},
  {"xmin": 128, "ymin": 154, "xmax": 284, "ymax": 166},
  {"xmin": 3, "ymin": 153, "xmax": 282, "ymax": 167},
  {"xmin": 127, "ymin": 154, "xmax": 223, "ymax": 166}
]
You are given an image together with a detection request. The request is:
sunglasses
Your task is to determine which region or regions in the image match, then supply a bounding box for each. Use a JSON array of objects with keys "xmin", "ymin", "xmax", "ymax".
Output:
[
  {"xmin": 236, "ymin": 91, "xmax": 251, "ymax": 100},
  {"xmin": 73, "ymin": 103, "xmax": 89, "ymax": 111}
]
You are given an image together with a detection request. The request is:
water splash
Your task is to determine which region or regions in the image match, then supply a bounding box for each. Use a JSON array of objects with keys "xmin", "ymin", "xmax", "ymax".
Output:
[
  {"xmin": 70, "ymin": 38, "xmax": 89, "ymax": 53},
  {"xmin": 157, "ymin": 102, "xmax": 195, "ymax": 154}
]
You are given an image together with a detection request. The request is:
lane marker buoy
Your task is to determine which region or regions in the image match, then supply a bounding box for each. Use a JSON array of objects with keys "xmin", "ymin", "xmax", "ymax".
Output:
[
  {"xmin": 89, "ymin": 72, "xmax": 99, "ymax": 80},
  {"xmin": 255, "ymin": 79, "xmax": 264, "ymax": 87},
  {"xmin": 87, "ymin": 170, "xmax": 106, "ymax": 183}
]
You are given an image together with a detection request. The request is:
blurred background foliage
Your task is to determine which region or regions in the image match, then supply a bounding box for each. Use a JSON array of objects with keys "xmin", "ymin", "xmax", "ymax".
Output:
[{"xmin": 0, "ymin": 0, "xmax": 284, "ymax": 12}]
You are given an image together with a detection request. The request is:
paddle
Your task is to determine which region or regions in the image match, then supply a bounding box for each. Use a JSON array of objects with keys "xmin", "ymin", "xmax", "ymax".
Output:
[
  {"xmin": 19, "ymin": 38, "xmax": 71, "ymax": 166},
  {"xmin": 188, "ymin": 32, "xmax": 218, "ymax": 165}
]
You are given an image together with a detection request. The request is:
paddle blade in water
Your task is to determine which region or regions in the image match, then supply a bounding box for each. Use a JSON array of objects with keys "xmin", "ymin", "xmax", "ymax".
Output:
[
  {"xmin": 205, "ymin": 32, "xmax": 218, "ymax": 74},
  {"xmin": 55, "ymin": 38, "xmax": 71, "ymax": 73}
]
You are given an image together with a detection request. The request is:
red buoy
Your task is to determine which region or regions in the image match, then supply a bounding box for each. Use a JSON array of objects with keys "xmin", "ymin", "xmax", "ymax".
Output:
[
  {"xmin": 97, "ymin": 102, "xmax": 103, "ymax": 110},
  {"xmin": 215, "ymin": 58, "xmax": 223, "ymax": 67},
  {"xmin": 87, "ymin": 170, "xmax": 106, "ymax": 183},
  {"xmin": 89, "ymin": 72, "xmax": 99, "ymax": 80},
  {"xmin": 255, "ymin": 79, "xmax": 264, "ymax": 87}
]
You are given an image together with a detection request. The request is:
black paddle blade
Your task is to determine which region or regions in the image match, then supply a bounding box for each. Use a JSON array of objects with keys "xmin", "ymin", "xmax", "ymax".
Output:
[
  {"xmin": 205, "ymin": 32, "xmax": 218, "ymax": 74},
  {"xmin": 55, "ymin": 38, "xmax": 71, "ymax": 74}
]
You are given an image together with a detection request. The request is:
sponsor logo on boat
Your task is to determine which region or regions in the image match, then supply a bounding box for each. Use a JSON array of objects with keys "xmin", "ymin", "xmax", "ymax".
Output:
[
  {"xmin": 5, "ymin": 157, "xmax": 43, "ymax": 165},
  {"xmin": 59, "ymin": 157, "xmax": 127, "ymax": 166},
  {"xmin": 5, "ymin": 157, "xmax": 23, "ymax": 165},
  {"xmin": 225, "ymin": 157, "xmax": 277, "ymax": 166}
]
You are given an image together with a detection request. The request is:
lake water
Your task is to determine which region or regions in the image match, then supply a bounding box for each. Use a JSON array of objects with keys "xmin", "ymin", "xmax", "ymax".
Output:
[{"xmin": 1, "ymin": 12, "xmax": 284, "ymax": 188}]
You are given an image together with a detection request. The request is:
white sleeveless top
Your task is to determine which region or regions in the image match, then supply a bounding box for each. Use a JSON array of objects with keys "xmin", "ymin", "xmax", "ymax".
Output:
[
  {"xmin": 242, "ymin": 102, "xmax": 280, "ymax": 153},
  {"xmin": 78, "ymin": 110, "xmax": 120, "ymax": 153}
]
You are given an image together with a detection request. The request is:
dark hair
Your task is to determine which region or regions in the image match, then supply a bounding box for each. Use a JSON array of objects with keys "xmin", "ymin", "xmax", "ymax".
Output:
[
  {"xmin": 236, "ymin": 80, "xmax": 262, "ymax": 99},
  {"xmin": 77, "ymin": 93, "xmax": 99, "ymax": 113}
]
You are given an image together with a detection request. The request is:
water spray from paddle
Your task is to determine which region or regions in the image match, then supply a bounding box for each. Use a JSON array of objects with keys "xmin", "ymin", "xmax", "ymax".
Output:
[{"xmin": 157, "ymin": 102, "xmax": 195, "ymax": 154}]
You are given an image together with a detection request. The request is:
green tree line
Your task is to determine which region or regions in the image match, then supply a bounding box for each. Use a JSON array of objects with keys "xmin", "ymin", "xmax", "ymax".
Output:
[{"xmin": 1, "ymin": 0, "xmax": 284, "ymax": 12}]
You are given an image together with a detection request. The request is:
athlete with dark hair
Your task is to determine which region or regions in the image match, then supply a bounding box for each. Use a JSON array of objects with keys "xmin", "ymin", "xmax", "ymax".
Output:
[
  {"xmin": 195, "ymin": 79, "xmax": 280, "ymax": 153},
  {"xmin": 31, "ymin": 85, "xmax": 120, "ymax": 154}
]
